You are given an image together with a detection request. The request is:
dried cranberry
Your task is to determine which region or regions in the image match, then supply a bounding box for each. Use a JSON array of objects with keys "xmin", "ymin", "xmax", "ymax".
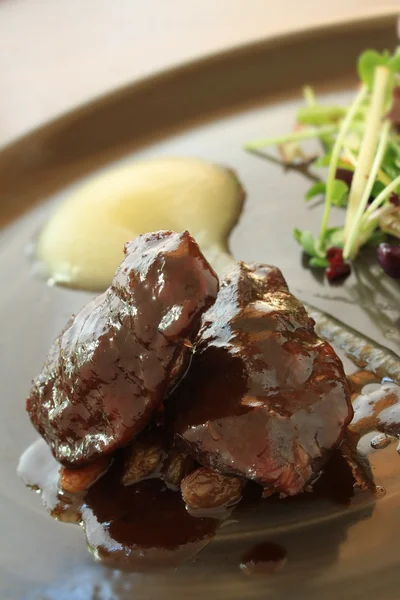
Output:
[
  {"xmin": 377, "ymin": 243, "xmax": 400, "ymax": 279},
  {"xmin": 326, "ymin": 246, "xmax": 344, "ymax": 264},
  {"xmin": 325, "ymin": 247, "xmax": 351, "ymax": 283},
  {"xmin": 325, "ymin": 262, "xmax": 351, "ymax": 283}
]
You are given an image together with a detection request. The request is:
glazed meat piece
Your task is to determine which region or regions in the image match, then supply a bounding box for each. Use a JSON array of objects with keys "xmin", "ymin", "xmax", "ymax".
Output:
[
  {"xmin": 170, "ymin": 263, "xmax": 353, "ymax": 497},
  {"xmin": 27, "ymin": 231, "xmax": 218, "ymax": 467}
]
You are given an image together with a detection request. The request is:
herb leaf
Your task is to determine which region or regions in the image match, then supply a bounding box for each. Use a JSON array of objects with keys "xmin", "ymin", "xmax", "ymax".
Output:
[
  {"xmin": 309, "ymin": 256, "xmax": 329, "ymax": 268},
  {"xmin": 370, "ymin": 180, "xmax": 386, "ymax": 198},
  {"xmin": 293, "ymin": 228, "xmax": 326, "ymax": 258},
  {"xmin": 388, "ymin": 49, "xmax": 400, "ymax": 73},
  {"xmin": 323, "ymin": 227, "xmax": 345, "ymax": 248},
  {"xmin": 313, "ymin": 153, "xmax": 332, "ymax": 167},
  {"xmin": 358, "ymin": 50, "xmax": 389, "ymax": 89},
  {"xmin": 366, "ymin": 230, "xmax": 388, "ymax": 247},
  {"xmin": 293, "ymin": 227, "xmax": 302, "ymax": 244},
  {"xmin": 331, "ymin": 180, "xmax": 349, "ymax": 207},
  {"xmin": 305, "ymin": 182, "xmax": 326, "ymax": 201},
  {"xmin": 300, "ymin": 230, "xmax": 317, "ymax": 256},
  {"xmin": 304, "ymin": 180, "xmax": 348, "ymax": 206}
]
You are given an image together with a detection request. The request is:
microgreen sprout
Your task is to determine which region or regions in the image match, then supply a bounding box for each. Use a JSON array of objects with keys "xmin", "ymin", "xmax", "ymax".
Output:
[{"xmin": 245, "ymin": 48, "xmax": 400, "ymax": 282}]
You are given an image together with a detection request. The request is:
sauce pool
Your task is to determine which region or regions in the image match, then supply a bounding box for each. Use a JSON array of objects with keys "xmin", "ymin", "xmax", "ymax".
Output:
[
  {"xmin": 18, "ymin": 439, "xmax": 220, "ymax": 570},
  {"xmin": 240, "ymin": 542, "xmax": 287, "ymax": 575}
]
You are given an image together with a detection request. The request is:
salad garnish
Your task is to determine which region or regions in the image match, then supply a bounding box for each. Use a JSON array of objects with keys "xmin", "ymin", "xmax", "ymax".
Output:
[{"xmin": 245, "ymin": 49, "xmax": 400, "ymax": 282}]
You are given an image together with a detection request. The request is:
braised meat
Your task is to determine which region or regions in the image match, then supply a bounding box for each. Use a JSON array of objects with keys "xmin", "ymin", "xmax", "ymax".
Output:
[
  {"xmin": 27, "ymin": 231, "xmax": 218, "ymax": 466},
  {"xmin": 170, "ymin": 263, "xmax": 353, "ymax": 497}
]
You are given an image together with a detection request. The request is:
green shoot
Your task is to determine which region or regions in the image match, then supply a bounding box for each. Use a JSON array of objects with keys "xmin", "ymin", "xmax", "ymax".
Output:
[
  {"xmin": 297, "ymin": 105, "xmax": 348, "ymax": 126},
  {"xmin": 343, "ymin": 118, "xmax": 391, "ymax": 258},
  {"xmin": 319, "ymin": 85, "xmax": 368, "ymax": 242},
  {"xmin": 244, "ymin": 124, "xmax": 338, "ymax": 151},
  {"xmin": 303, "ymin": 85, "xmax": 316, "ymax": 106},
  {"xmin": 364, "ymin": 173, "xmax": 400, "ymax": 216},
  {"xmin": 343, "ymin": 66, "xmax": 391, "ymax": 247}
]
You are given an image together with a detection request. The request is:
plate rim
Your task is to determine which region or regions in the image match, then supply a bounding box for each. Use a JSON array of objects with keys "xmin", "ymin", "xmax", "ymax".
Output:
[{"xmin": 0, "ymin": 9, "xmax": 398, "ymax": 160}]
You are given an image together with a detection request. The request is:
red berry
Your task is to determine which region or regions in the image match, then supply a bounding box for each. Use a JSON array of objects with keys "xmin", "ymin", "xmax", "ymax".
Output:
[
  {"xmin": 325, "ymin": 247, "xmax": 351, "ymax": 283},
  {"xmin": 325, "ymin": 262, "xmax": 351, "ymax": 283},
  {"xmin": 326, "ymin": 247, "xmax": 344, "ymax": 264},
  {"xmin": 377, "ymin": 243, "xmax": 400, "ymax": 279}
]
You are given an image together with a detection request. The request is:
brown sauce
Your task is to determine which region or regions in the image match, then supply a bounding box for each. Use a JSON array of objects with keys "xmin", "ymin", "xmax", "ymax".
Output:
[
  {"xmin": 240, "ymin": 542, "xmax": 287, "ymax": 575},
  {"xmin": 83, "ymin": 459, "xmax": 219, "ymax": 569},
  {"xmin": 18, "ymin": 439, "xmax": 220, "ymax": 570},
  {"xmin": 309, "ymin": 449, "xmax": 357, "ymax": 505}
]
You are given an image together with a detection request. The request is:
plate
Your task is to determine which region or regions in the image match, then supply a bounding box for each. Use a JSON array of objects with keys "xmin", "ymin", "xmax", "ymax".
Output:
[{"xmin": 1, "ymin": 14, "xmax": 399, "ymax": 600}]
